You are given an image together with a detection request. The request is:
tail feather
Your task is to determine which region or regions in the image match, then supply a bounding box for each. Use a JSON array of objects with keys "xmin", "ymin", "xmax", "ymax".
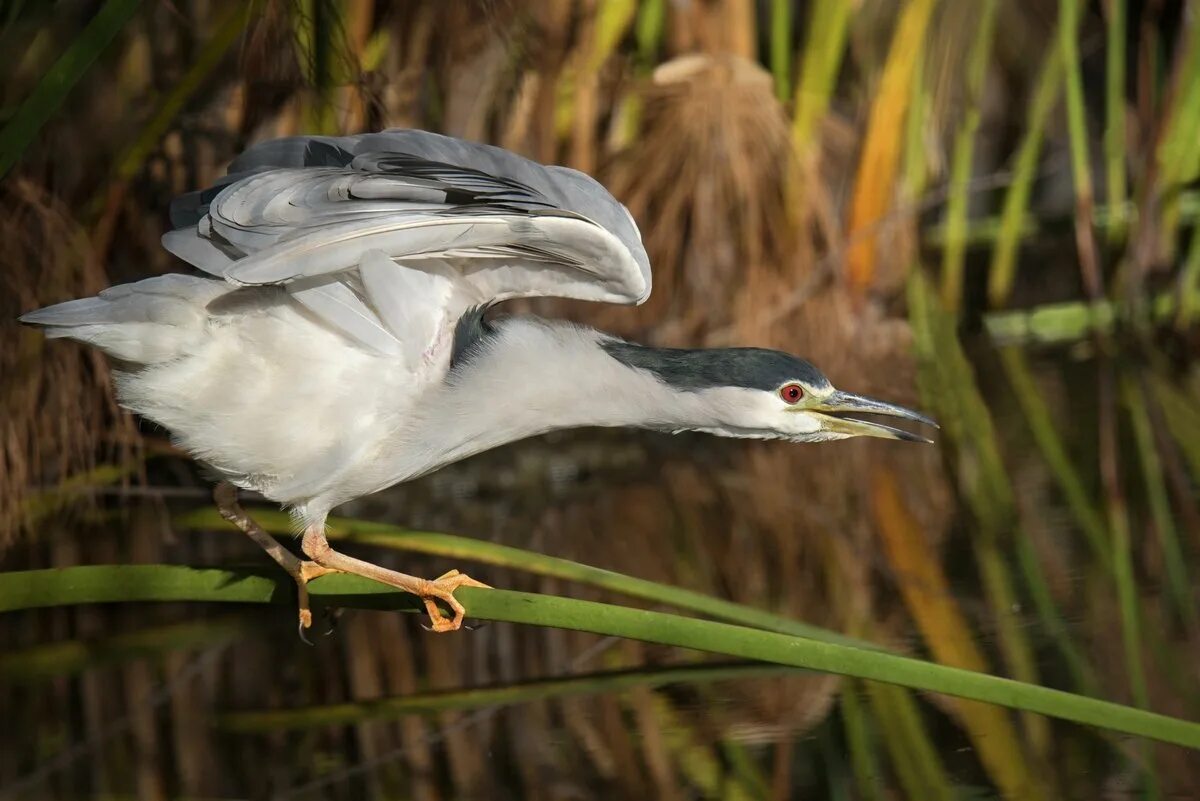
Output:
[{"xmin": 20, "ymin": 275, "xmax": 230, "ymax": 364}]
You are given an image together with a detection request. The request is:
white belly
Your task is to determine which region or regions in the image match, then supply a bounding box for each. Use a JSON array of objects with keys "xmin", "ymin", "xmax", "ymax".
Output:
[{"xmin": 115, "ymin": 298, "xmax": 438, "ymax": 510}]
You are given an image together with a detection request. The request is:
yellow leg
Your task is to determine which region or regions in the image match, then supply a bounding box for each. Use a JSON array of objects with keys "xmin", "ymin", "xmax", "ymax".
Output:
[
  {"xmin": 213, "ymin": 482, "xmax": 340, "ymax": 632},
  {"xmin": 300, "ymin": 526, "xmax": 488, "ymax": 632}
]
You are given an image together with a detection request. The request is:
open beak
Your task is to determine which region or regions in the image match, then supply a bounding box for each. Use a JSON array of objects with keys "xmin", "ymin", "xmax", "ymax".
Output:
[{"xmin": 808, "ymin": 390, "xmax": 939, "ymax": 443}]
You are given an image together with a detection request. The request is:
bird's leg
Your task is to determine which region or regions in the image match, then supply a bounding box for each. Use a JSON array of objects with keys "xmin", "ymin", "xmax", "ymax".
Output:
[
  {"xmin": 213, "ymin": 482, "xmax": 339, "ymax": 631},
  {"xmin": 300, "ymin": 525, "xmax": 489, "ymax": 632}
]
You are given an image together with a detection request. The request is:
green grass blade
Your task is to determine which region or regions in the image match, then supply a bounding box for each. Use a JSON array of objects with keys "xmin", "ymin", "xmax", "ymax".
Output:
[
  {"xmin": 999, "ymin": 348, "xmax": 1111, "ymax": 568},
  {"xmin": 174, "ymin": 508, "xmax": 874, "ymax": 649},
  {"xmin": 908, "ymin": 272, "xmax": 1049, "ymax": 695},
  {"xmin": 1103, "ymin": 367, "xmax": 1161, "ymax": 801},
  {"xmin": 0, "ymin": 0, "xmax": 142, "ymax": 178},
  {"xmin": 2, "ymin": 565, "xmax": 1198, "ymax": 749},
  {"xmin": 1157, "ymin": 14, "xmax": 1200, "ymax": 258},
  {"xmin": 865, "ymin": 682, "xmax": 954, "ymax": 801},
  {"xmin": 770, "ymin": 0, "xmax": 792, "ymax": 102},
  {"xmin": 1058, "ymin": 0, "xmax": 1103, "ymax": 299},
  {"xmin": 220, "ymin": 661, "xmax": 789, "ymax": 732},
  {"xmin": 903, "ymin": 39, "xmax": 932, "ymax": 199},
  {"xmin": 1104, "ymin": 0, "xmax": 1127, "ymax": 242},
  {"xmin": 634, "ymin": 0, "xmax": 665, "ymax": 69},
  {"xmin": 1177, "ymin": 223, "xmax": 1200, "ymax": 326},
  {"xmin": 792, "ymin": 0, "xmax": 853, "ymax": 153},
  {"xmin": 987, "ymin": 45, "xmax": 1064, "ymax": 306},
  {"xmin": 1012, "ymin": 533, "xmax": 1100, "ymax": 696},
  {"xmin": 940, "ymin": 0, "xmax": 999, "ymax": 312},
  {"xmin": 1149, "ymin": 374, "xmax": 1200, "ymax": 483},
  {"xmin": 841, "ymin": 684, "xmax": 884, "ymax": 801},
  {"xmin": 1122, "ymin": 377, "xmax": 1196, "ymax": 631}
]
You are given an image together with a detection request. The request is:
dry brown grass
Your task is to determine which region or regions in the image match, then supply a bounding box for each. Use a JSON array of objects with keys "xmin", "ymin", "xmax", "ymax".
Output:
[{"xmin": 0, "ymin": 180, "xmax": 136, "ymax": 550}]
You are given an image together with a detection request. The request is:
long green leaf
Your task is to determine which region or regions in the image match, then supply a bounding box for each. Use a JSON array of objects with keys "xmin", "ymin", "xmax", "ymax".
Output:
[
  {"xmin": 0, "ymin": 0, "xmax": 142, "ymax": 178},
  {"xmin": 175, "ymin": 508, "xmax": 872, "ymax": 649},
  {"xmin": 2, "ymin": 565, "xmax": 1198, "ymax": 749}
]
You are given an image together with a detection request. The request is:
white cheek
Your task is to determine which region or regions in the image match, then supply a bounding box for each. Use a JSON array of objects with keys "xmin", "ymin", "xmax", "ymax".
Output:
[
  {"xmin": 688, "ymin": 387, "xmax": 824, "ymax": 439},
  {"xmin": 788, "ymin": 411, "xmax": 822, "ymax": 435}
]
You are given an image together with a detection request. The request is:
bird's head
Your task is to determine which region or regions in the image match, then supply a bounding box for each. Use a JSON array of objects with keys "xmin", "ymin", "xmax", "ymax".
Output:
[{"xmin": 602, "ymin": 341, "xmax": 937, "ymax": 444}]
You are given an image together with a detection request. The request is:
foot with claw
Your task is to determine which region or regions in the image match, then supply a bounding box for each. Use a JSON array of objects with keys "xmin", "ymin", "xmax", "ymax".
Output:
[
  {"xmin": 417, "ymin": 569, "xmax": 491, "ymax": 632},
  {"xmin": 294, "ymin": 561, "xmax": 340, "ymax": 634},
  {"xmin": 213, "ymin": 483, "xmax": 344, "ymax": 638},
  {"xmin": 299, "ymin": 524, "xmax": 491, "ymax": 632}
]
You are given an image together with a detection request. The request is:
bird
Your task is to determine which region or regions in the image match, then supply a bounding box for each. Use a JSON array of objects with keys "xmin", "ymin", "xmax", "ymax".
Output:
[{"xmin": 20, "ymin": 129, "xmax": 936, "ymax": 635}]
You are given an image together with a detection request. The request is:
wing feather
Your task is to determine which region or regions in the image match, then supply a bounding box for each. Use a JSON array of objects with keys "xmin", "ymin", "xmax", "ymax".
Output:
[
  {"xmin": 359, "ymin": 249, "xmax": 459, "ymax": 366},
  {"xmin": 288, "ymin": 278, "xmax": 403, "ymax": 357},
  {"xmin": 161, "ymin": 129, "xmax": 651, "ymax": 365}
]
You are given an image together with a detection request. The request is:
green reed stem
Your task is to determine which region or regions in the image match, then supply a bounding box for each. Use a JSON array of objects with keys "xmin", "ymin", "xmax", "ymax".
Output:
[
  {"xmin": 987, "ymin": 39, "xmax": 1064, "ymax": 306},
  {"xmin": 1149, "ymin": 374, "xmax": 1200, "ymax": 485},
  {"xmin": 1177, "ymin": 225, "xmax": 1200, "ymax": 327},
  {"xmin": 792, "ymin": 0, "xmax": 853, "ymax": 152},
  {"xmin": 1104, "ymin": 0, "xmax": 1127, "ymax": 242},
  {"xmin": 866, "ymin": 682, "xmax": 954, "ymax": 801},
  {"xmin": 909, "ymin": 274, "xmax": 1050, "ymax": 723},
  {"xmin": 174, "ymin": 507, "xmax": 874, "ymax": 650},
  {"xmin": 771, "ymin": 0, "xmax": 792, "ymax": 101},
  {"xmin": 1122, "ymin": 377, "xmax": 1196, "ymax": 631},
  {"xmin": 984, "ymin": 290, "xmax": 1200, "ymax": 345},
  {"xmin": 940, "ymin": 0, "xmax": 999, "ymax": 312},
  {"xmin": 841, "ymin": 684, "xmax": 884, "ymax": 801},
  {"xmin": 998, "ymin": 348, "xmax": 1111, "ymax": 569},
  {"xmin": 4, "ymin": 566, "xmax": 1198, "ymax": 748},
  {"xmin": 1103, "ymin": 366, "xmax": 1161, "ymax": 801},
  {"xmin": 1058, "ymin": 0, "xmax": 1103, "ymax": 299},
  {"xmin": 1012, "ymin": 533, "xmax": 1101, "ymax": 695},
  {"xmin": 1157, "ymin": 14, "xmax": 1200, "ymax": 256}
]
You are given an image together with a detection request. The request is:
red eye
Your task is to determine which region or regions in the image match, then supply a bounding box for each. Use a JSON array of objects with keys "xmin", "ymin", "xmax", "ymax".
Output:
[{"xmin": 780, "ymin": 384, "xmax": 804, "ymax": 404}]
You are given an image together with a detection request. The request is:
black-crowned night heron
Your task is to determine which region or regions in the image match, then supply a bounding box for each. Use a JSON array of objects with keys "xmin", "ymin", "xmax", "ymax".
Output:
[{"xmin": 21, "ymin": 129, "xmax": 936, "ymax": 634}]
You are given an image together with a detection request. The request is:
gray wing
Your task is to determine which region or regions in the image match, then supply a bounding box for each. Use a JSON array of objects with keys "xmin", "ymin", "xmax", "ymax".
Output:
[{"xmin": 163, "ymin": 130, "xmax": 650, "ymax": 361}]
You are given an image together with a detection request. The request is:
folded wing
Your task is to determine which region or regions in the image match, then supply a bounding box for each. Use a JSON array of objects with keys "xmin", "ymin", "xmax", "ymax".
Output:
[{"xmin": 163, "ymin": 130, "xmax": 650, "ymax": 366}]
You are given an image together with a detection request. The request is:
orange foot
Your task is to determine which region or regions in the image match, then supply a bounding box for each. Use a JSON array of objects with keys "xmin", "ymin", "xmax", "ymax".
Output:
[
  {"xmin": 417, "ymin": 569, "xmax": 490, "ymax": 632},
  {"xmin": 295, "ymin": 561, "xmax": 340, "ymax": 633}
]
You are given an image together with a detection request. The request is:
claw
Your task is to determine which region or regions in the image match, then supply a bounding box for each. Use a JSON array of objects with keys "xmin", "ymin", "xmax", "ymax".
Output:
[
  {"xmin": 417, "ymin": 570, "xmax": 490, "ymax": 632},
  {"xmin": 320, "ymin": 608, "xmax": 342, "ymax": 636}
]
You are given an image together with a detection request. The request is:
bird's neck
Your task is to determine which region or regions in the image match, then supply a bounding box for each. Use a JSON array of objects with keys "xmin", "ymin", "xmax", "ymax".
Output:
[{"xmin": 391, "ymin": 318, "xmax": 717, "ymax": 480}]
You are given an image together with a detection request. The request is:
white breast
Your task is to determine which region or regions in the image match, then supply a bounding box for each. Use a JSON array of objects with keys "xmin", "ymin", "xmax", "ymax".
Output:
[{"xmin": 115, "ymin": 293, "xmax": 446, "ymax": 507}]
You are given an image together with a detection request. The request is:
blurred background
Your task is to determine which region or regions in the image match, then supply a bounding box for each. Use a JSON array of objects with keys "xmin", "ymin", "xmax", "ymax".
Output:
[{"xmin": 2, "ymin": 0, "xmax": 1199, "ymax": 798}]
